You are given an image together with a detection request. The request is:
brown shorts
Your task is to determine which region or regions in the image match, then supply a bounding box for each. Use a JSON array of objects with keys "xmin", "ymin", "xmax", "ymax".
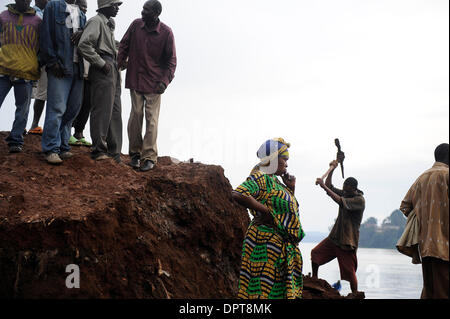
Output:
[{"xmin": 311, "ymin": 237, "xmax": 357, "ymax": 282}]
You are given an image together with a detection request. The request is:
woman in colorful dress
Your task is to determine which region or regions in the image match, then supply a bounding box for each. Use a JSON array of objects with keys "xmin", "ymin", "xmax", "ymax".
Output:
[{"xmin": 232, "ymin": 138, "xmax": 305, "ymax": 299}]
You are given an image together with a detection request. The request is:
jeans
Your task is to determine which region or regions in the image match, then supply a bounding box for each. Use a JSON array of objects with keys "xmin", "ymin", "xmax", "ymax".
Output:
[
  {"xmin": 0, "ymin": 75, "xmax": 32, "ymax": 146},
  {"xmin": 42, "ymin": 63, "xmax": 83, "ymax": 154}
]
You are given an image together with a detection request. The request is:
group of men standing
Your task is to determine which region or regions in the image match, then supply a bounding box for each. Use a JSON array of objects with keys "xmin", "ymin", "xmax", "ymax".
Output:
[{"xmin": 0, "ymin": 0, "xmax": 177, "ymax": 172}]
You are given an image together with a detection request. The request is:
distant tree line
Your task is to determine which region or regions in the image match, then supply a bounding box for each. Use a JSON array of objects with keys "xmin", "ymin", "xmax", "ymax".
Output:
[{"xmin": 358, "ymin": 210, "xmax": 407, "ymax": 249}]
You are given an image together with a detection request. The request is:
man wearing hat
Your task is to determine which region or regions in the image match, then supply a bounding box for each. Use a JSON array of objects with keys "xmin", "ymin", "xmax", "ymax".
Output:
[
  {"xmin": 78, "ymin": 0, "xmax": 123, "ymax": 162},
  {"xmin": 312, "ymin": 160, "xmax": 366, "ymax": 298}
]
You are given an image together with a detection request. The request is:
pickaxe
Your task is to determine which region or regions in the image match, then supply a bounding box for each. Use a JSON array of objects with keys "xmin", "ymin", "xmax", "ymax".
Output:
[
  {"xmin": 321, "ymin": 138, "xmax": 346, "ymax": 180},
  {"xmin": 335, "ymin": 138, "xmax": 345, "ymax": 179}
]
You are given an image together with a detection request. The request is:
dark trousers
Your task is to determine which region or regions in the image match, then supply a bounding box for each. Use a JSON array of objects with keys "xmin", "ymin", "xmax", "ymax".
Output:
[
  {"xmin": 73, "ymin": 79, "xmax": 92, "ymax": 134},
  {"xmin": 89, "ymin": 59, "xmax": 122, "ymax": 160},
  {"xmin": 421, "ymin": 257, "xmax": 449, "ymax": 299}
]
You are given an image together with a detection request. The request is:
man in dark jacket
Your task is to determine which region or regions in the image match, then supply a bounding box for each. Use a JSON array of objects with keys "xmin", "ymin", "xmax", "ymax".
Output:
[{"xmin": 40, "ymin": 0, "xmax": 86, "ymax": 164}]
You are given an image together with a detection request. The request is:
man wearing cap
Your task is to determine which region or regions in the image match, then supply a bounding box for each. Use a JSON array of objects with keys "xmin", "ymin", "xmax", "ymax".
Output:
[
  {"xmin": 78, "ymin": 0, "xmax": 122, "ymax": 162},
  {"xmin": 312, "ymin": 160, "xmax": 366, "ymax": 298},
  {"xmin": 40, "ymin": 0, "xmax": 86, "ymax": 164},
  {"xmin": 118, "ymin": 0, "xmax": 177, "ymax": 172}
]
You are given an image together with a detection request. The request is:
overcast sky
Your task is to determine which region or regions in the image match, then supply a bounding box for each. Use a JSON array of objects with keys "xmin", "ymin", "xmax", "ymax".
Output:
[{"xmin": 0, "ymin": 0, "xmax": 448, "ymax": 232}]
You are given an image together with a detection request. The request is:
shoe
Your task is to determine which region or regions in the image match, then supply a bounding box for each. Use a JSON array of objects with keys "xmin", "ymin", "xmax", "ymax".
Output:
[
  {"xmin": 60, "ymin": 151, "xmax": 74, "ymax": 160},
  {"xmin": 46, "ymin": 153, "xmax": 63, "ymax": 165},
  {"xmin": 9, "ymin": 145, "xmax": 23, "ymax": 153},
  {"xmin": 94, "ymin": 154, "xmax": 110, "ymax": 161},
  {"xmin": 112, "ymin": 156, "xmax": 122, "ymax": 164},
  {"xmin": 78, "ymin": 138, "xmax": 92, "ymax": 147},
  {"xmin": 128, "ymin": 155, "xmax": 140, "ymax": 169},
  {"xmin": 28, "ymin": 126, "xmax": 43, "ymax": 135},
  {"xmin": 140, "ymin": 160, "xmax": 155, "ymax": 172},
  {"xmin": 68, "ymin": 136, "xmax": 80, "ymax": 146}
]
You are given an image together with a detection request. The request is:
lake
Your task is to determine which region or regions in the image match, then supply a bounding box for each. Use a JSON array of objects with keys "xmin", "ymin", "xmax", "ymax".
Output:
[{"xmin": 299, "ymin": 242, "xmax": 423, "ymax": 299}]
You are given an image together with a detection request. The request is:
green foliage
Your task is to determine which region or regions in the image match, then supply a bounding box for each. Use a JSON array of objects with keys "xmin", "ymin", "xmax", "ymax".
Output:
[
  {"xmin": 359, "ymin": 210, "xmax": 406, "ymax": 249},
  {"xmin": 365, "ymin": 217, "xmax": 378, "ymax": 225}
]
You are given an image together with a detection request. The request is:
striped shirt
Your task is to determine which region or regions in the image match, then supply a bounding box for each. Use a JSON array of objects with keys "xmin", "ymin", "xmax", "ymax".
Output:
[{"xmin": 0, "ymin": 5, "xmax": 41, "ymax": 81}]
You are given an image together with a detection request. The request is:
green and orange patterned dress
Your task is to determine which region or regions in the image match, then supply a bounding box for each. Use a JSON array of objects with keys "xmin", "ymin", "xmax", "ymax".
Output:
[{"xmin": 235, "ymin": 169, "xmax": 305, "ymax": 299}]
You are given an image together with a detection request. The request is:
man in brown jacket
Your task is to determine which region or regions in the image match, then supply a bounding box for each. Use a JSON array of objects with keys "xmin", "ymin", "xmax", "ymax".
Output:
[
  {"xmin": 312, "ymin": 160, "xmax": 365, "ymax": 297},
  {"xmin": 400, "ymin": 143, "xmax": 449, "ymax": 299}
]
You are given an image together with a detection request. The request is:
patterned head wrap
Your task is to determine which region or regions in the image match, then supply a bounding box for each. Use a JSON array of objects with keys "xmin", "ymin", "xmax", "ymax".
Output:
[
  {"xmin": 257, "ymin": 138, "xmax": 290, "ymax": 165},
  {"xmin": 252, "ymin": 138, "xmax": 290, "ymax": 175}
]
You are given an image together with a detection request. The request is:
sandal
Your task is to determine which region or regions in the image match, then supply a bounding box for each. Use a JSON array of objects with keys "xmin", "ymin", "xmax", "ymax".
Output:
[
  {"xmin": 68, "ymin": 135, "xmax": 80, "ymax": 146},
  {"xmin": 28, "ymin": 126, "xmax": 43, "ymax": 135},
  {"xmin": 78, "ymin": 137, "xmax": 92, "ymax": 147}
]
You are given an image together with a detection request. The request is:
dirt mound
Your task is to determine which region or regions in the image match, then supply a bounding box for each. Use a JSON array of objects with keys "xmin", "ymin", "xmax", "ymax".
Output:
[
  {"xmin": 0, "ymin": 132, "xmax": 344, "ymax": 299},
  {"xmin": 302, "ymin": 275, "xmax": 343, "ymax": 299}
]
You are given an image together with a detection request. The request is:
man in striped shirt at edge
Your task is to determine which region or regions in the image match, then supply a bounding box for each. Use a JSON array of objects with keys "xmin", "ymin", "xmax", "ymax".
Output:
[
  {"xmin": 0, "ymin": 0, "xmax": 41, "ymax": 153},
  {"xmin": 400, "ymin": 143, "xmax": 449, "ymax": 299}
]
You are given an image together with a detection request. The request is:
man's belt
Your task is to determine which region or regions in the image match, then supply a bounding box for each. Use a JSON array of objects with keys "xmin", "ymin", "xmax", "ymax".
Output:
[{"xmin": 100, "ymin": 53, "xmax": 117, "ymax": 63}]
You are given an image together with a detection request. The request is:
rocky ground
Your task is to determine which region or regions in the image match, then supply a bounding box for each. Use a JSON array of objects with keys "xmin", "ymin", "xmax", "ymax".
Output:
[{"xmin": 0, "ymin": 132, "xmax": 353, "ymax": 299}]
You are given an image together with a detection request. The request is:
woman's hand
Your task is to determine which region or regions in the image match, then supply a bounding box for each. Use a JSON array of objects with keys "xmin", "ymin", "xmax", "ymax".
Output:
[
  {"xmin": 232, "ymin": 191, "xmax": 270, "ymax": 215},
  {"xmin": 282, "ymin": 173, "xmax": 296, "ymax": 192}
]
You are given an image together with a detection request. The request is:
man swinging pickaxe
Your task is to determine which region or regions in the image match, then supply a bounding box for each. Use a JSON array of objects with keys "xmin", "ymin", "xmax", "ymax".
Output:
[
  {"xmin": 313, "ymin": 139, "xmax": 366, "ymax": 298},
  {"xmin": 320, "ymin": 139, "xmax": 345, "ymax": 180}
]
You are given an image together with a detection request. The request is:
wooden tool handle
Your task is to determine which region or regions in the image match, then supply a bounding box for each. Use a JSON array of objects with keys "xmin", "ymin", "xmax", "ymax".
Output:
[{"xmin": 321, "ymin": 166, "xmax": 334, "ymax": 180}]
